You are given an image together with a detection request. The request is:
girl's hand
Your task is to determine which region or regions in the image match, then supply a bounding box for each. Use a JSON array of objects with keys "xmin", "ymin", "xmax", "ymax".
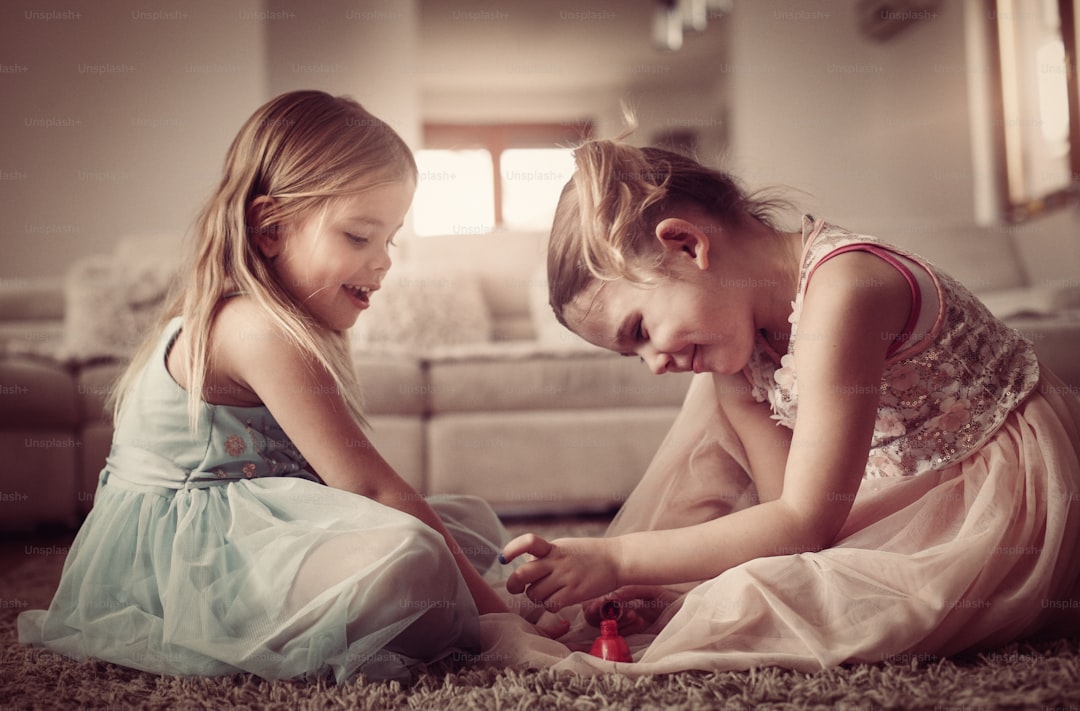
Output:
[
  {"xmin": 582, "ymin": 585, "xmax": 683, "ymax": 635},
  {"xmin": 500, "ymin": 533, "xmax": 622, "ymax": 612}
]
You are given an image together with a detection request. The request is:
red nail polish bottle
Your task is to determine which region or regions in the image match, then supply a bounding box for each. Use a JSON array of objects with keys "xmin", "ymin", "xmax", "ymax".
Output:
[{"xmin": 589, "ymin": 601, "xmax": 633, "ymax": 663}]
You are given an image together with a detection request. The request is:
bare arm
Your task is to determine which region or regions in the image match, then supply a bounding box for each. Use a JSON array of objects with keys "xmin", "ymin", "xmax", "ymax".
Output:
[
  {"xmin": 504, "ymin": 252, "xmax": 911, "ymax": 609},
  {"xmin": 213, "ymin": 298, "xmax": 508, "ymax": 614}
]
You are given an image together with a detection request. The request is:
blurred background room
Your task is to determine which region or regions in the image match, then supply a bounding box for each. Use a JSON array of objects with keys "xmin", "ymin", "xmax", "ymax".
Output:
[{"xmin": 2, "ymin": 0, "xmax": 1079, "ymax": 528}]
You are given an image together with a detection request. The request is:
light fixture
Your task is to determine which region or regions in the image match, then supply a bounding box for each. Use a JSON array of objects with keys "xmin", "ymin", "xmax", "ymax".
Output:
[
  {"xmin": 654, "ymin": 0, "xmax": 733, "ymax": 51},
  {"xmin": 680, "ymin": 0, "xmax": 707, "ymax": 33},
  {"xmin": 652, "ymin": 0, "xmax": 683, "ymax": 52}
]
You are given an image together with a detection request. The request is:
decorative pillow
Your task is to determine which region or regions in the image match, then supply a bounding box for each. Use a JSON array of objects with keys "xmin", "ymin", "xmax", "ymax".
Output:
[
  {"xmin": 57, "ymin": 240, "xmax": 179, "ymax": 364},
  {"xmin": 527, "ymin": 263, "xmax": 603, "ymax": 351},
  {"xmin": 350, "ymin": 261, "xmax": 492, "ymax": 354}
]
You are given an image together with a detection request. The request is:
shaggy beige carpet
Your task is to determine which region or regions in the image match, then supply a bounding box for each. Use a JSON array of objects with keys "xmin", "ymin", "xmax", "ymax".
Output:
[{"xmin": 3, "ymin": 519, "xmax": 1080, "ymax": 710}]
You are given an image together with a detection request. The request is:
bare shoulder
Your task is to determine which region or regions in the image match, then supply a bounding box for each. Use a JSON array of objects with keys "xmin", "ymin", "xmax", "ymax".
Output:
[
  {"xmin": 212, "ymin": 295, "xmax": 283, "ymax": 355},
  {"xmin": 206, "ymin": 296, "xmax": 306, "ymax": 406},
  {"xmin": 800, "ymin": 250, "xmax": 911, "ymax": 342}
]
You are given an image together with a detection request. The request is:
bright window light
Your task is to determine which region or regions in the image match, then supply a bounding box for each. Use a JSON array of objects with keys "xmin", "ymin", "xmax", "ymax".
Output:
[
  {"xmin": 501, "ymin": 148, "xmax": 576, "ymax": 231},
  {"xmin": 412, "ymin": 149, "xmax": 495, "ymax": 236},
  {"xmin": 1035, "ymin": 39, "xmax": 1069, "ymax": 152}
]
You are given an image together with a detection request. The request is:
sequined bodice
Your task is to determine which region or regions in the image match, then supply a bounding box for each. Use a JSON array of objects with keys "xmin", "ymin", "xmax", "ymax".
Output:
[{"xmin": 743, "ymin": 219, "xmax": 1040, "ymax": 478}]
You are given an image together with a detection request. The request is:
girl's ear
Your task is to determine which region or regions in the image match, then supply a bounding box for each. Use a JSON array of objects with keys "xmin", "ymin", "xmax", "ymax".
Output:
[
  {"xmin": 654, "ymin": 217, "xmax": 710, "ymax": 271},
  {"xmin": 247, "ymin": 196, "xmax": 281, "ymax": 259}
]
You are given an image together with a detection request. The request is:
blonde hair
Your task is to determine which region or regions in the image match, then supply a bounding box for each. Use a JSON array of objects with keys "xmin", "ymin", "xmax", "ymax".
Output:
[
  {"xmin": 548, "ymin": 138, "xmax": 790, "ymax": 328},
  {"xmin": 109, "ymin": 90, "xmax": 417, "ymax": 429}
]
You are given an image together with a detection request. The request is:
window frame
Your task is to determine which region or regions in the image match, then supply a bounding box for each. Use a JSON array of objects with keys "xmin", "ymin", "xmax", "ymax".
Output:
[
  {"xmin": 985, "ymin": 0, "xmax": 1080, "ymax": 223},
  {"xmin": 421, "ymin": 122, "xmax": 592, "ymax": 229}
]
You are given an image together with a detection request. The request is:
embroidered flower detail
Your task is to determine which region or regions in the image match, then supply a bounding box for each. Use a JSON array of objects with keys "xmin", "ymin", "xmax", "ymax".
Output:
[
  {"xmin": 875, "ymin": 407, "xmax": 906, "ymax": 438},
  {"xmin": 224, "ymin": 434, "xmax": 246, "ymax": 457},
  {"xmin": 773, "ymin": 353, "xmax": 797, "ymax": 393},
  {"xmin": 242, "ymin": 462, "xmax": 257, "ymax": 479},
  {"xmin": 931, "ymin": 397, "xmax": 972, "ymax": 433},
  {"xmin": 891, "ymin": 363, "xmax": 919, "ymax": 392},
  {"xmin": 867, "ymin": 451, "xmax": 902, "ymax": 478}
]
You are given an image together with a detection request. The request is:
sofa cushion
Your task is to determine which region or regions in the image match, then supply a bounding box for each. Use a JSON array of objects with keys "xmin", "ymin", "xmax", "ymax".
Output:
[
  {"xmin": 350, "ymin": 260, "xmax": 492, "ymax": 353},
  {"xmin": 0, "ymin": 277, "xmax": 64, "ymax": 322},
  {"xmin": 77, "ymin": 362, "xmax": 126, "ymax": 424},
  {"xmin": 0, "ymin": 357, "xmax": 79, "ymax": 428},
  {"xmin": 401, "ymin": 230, "xmax": 547, "ymax": 342},
  {"xmin": 425, "ymin": 344, "xmax": 694, "ymax": 413},
  {"xmin": 427, "ymin": 406, "xmax": 682, "ymax": 515},
  {"xmin": 881, "ymin": 222, "xmax": 1026, "ymax": 295},
  {"xmin": 57, "ymin": 248, "xmax": 177, "ymax": 364},
  {"xmin": 1005, "ymin": 313, "xmax": 1080, "ymax": 391},
  {"xmin": 979, "ymin": 285, "xmax": 1080, "ymax": 320},
  {"xmin": 354, "ymin": 354, "xmax": 427, "ymax": 416}
]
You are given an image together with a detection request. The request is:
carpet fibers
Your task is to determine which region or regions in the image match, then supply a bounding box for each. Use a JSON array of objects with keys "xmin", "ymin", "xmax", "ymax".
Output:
[{"xmin": 3, "ymin": 519, "xmax": 1079, "ymax": 710}]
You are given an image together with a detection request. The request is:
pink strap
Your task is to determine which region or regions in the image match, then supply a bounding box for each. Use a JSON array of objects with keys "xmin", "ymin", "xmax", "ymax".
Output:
[{"xmin": 807, "ymin": 244, "xmax": 922, "ymax": 358}]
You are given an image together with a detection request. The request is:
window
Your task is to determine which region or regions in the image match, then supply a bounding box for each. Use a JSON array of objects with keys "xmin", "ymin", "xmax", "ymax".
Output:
[
  {"xmin": 413, "ymin": 149, "xmax": 495, "ymax": 237},
  {"xmin": 986, "ymin": 0, "xmax": 1080, "ymax": 222},
  {"xmin": 412, "ymin": 123, "xmax": 591, "ymax": 236},
  {"xmin": 500, "ymin": 148, "xmax": 579, "ymax": 231}
]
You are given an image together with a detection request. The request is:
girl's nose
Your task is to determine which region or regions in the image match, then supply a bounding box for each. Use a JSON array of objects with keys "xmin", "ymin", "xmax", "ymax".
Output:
[{"xmin": 640, "ymin": 347, "xmax": 672, "ymax": 375}]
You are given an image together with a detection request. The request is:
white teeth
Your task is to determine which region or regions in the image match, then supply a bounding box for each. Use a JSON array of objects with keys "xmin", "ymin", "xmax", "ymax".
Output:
[{"xmin": 344, "ymin": 285, "xmax": 373, "ymax": 304}]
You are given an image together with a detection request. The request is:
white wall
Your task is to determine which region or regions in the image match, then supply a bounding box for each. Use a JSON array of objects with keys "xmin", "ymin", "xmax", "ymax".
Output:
[
  {"xmin": 3, "ymin": 0, "xmax": 1075, "ymax": 290},
  {"xmin": 0, "ymin": 0, "xmax": 267, "ymax": 279},
  {"xmin": 265, "ymin": 0, "xmax": 420, "ymax": 150},
  {"xmin": 0, "ymin": 0, "xmax": 420, "ymax": 280},
  {"xmin": 724, "ymin": 0, "xmax": 1080, "ymax": 291}
]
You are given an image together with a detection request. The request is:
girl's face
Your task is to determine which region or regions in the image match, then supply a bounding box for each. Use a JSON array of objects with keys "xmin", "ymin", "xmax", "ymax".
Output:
[
  {"xmin": 562, "ymin": 217, "xmax": 791, "ymax": 376},
  {"xmin": 261, "ymin": 180, "xmax": 414, "ymax": 331},
  {"xmin": 565, "ymin": 270, "xmax": 760, "ymax": 377}
]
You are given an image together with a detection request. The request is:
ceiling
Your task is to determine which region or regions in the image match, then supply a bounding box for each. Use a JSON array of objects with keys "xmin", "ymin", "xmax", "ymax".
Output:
[{"xmin": 415, "ymin": 0, "xmax": 731, "ymax": 95}]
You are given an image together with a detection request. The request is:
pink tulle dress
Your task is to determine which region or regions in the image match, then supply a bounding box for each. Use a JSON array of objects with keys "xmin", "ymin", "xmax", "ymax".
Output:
[{"xmin": 481, "ymin": 217, "xmax": 1080, "ymax": 674}]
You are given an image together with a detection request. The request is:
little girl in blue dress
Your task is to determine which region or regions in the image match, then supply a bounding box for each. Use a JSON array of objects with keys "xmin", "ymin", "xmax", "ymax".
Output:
[{"xmin": 19, "ymin": 90, "xmax": 510, "ymax": 682}]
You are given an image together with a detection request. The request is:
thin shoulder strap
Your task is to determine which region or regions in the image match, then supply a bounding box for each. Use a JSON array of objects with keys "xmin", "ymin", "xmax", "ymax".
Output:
[{"xmin": 808, "ymin": 244, "xmax": 922, "ymax": 358}]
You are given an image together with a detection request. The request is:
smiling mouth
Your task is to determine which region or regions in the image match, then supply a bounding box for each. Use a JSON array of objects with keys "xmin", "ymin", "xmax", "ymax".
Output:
[{"xmin": 343, "ymin": 284, "xmax": 375, "ymax": 308}]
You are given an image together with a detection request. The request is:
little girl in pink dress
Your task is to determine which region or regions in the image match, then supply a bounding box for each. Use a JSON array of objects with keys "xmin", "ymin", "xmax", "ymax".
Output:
[{"xmin": 487, "ymin": 140, "xmax": 1080, "ymax": 674}]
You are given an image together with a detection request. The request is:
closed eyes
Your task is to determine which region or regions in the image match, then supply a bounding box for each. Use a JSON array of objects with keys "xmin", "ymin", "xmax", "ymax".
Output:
[
  {"xmin": 346, "ymin": 232, "xmax": 397, "ymax": 248},
  {"xmin": 618, "ymin": 316, "xmax": 645, "ymax": 357}
]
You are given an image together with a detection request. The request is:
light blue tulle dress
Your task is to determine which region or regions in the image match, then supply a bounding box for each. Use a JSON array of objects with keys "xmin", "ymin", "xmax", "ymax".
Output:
[{"xmin": 18, "ymin": 317, "xmax": 507, "ymax": 682}]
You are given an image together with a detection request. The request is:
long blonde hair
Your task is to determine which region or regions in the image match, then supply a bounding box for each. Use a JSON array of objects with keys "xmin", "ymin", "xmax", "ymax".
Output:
[
  {"xmin": 548, "ymin": 138, "xmax": 791, "ymax": 328},
  {"xmin": 109, "ymin": 90, "xmax": 417, "ymax": 429}
]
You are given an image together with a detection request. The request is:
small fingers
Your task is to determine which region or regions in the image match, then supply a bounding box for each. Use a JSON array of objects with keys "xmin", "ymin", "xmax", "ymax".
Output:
[
  {"xmin": 499, "ymin": 532, "xmax": 554, "ymax": 565},
  {"xmin": 505, "ymin": 558, "xmax": 552, "ymax": 595},
  {"xmin": 505, "ymin": 570, "xmax": 566, "ymax": 612}
]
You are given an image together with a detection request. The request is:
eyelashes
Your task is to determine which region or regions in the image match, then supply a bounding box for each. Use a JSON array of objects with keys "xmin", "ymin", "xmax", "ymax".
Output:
[
  {"xmin": 619, "ymin": 318, "xmax": 646, "ymax": 358},
  {"xmin": 345, "ymin": 233, "xmax": 397, "ymax": 248}
]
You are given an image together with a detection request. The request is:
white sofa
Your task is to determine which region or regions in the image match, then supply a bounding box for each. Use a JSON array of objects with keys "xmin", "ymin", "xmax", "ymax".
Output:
[
  {"xmin": 0, "ymin": 231, "xmax": 694, "ymax": 531},
  {"xmin": 1, "ymin": 227, "xmax": 1078, "ymax": 532}
]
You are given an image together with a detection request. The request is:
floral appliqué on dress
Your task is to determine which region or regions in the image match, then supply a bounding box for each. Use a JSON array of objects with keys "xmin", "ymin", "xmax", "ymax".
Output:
[{"xmin": 198, "ymin": 415, "xmax": 311, "ymax": 483}]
